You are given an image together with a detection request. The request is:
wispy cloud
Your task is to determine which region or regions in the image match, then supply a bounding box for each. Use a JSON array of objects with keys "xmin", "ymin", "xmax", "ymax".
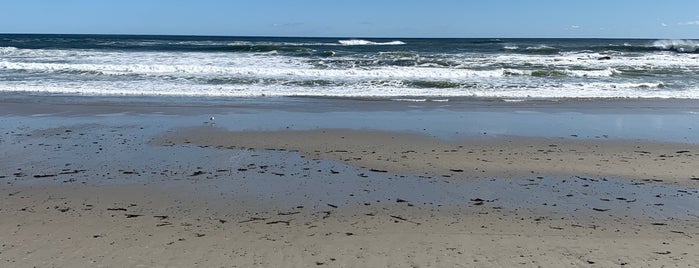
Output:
[
  {"xmin": 678, "ymin": 21, "xmax": 699, "ymax": 26},
  {"xmin": 661, "ymin": 23, "xmax": 668, "ymax": 27},
  {"xmin": 570, "ymin": 25, "xmax": 580, "ymax": 29}
]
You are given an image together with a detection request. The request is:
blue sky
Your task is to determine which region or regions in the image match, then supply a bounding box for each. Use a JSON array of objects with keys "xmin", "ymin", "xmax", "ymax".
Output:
[{"xmin": 1, "ymin": 0, "xmax": 698, "ymax": 38}]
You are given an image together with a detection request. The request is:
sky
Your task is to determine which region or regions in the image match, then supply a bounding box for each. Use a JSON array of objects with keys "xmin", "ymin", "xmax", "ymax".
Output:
[{"xmin": 1, "ymin": 0, "xmax": 698, "ymax": 38}]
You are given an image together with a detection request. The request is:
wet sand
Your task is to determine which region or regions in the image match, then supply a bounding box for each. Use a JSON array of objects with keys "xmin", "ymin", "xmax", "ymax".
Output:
[
  {"xmin": 155, "ymin": 127, "xmax": 699, "ymax": 185},
  {"xmin": 1, "ymin": 98, "xmax": 699, "ymax": 267}
]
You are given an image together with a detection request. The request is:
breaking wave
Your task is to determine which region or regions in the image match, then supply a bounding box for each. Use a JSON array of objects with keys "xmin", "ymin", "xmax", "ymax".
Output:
[
  {"xmin": 652, "ymin": 39, "xmax": 699, "ymax": 53},
  {"xmin": 503, "ymin": 45, "xmax": 561, "ymax": 55},
  {"xmin": 588, "ymin": 40, "xmax": 699, "ymax": 53},
  {"xmin": 2, "ymin": 34, "xmax": 699, "ymax": 99},
  {"xmin": 338, "ymin": 39, "xmax": 406, "ymax": 46},
  {"xmin": 0, "ymin": 46, "xmax": 19, "ymax": 54}
]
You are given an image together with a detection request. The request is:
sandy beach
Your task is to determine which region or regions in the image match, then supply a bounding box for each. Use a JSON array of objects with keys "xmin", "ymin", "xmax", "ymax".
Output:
[{"xmin": 1, "ymin": 98, "xmax": 699, "ymax": 267}]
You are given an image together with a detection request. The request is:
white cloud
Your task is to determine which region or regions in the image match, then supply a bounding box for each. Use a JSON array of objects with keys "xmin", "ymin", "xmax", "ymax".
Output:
[
  {"xmin": 570, "ymin": 25, "xmax": 580, "ymax": 29},
  {"xmin": 661, "ymin": 23, "xmax": 668, "ymax": 27},
  {"xmin": 679, "ymin": 21, "xmax": 699, "ymax": 25}
]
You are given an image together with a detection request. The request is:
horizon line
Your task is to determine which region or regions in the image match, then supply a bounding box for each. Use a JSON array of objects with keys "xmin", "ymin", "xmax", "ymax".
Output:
[{"xmin": 0, "ymin": 32, "xmax": 695, "ymax": 40}]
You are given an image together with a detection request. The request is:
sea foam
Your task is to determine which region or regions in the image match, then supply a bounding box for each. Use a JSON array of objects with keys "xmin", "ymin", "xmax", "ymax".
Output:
[
  {"xmin": 0, "ymin": 46, "xmax": 18, "ymax": 54},
  {"xmin": 652, "ymin": 39, "xmax": 699, "ymax": 53},
  {"xmin": 339, "ymin": 39, "xmax": 406, "ymax": 46},
  {"xmin": 2, "ymin": 36, "xmax": 699, "ymax": 100},
  {"xmin": 0, "ymin": 80, "xmax": 691, "ymax": 99}
]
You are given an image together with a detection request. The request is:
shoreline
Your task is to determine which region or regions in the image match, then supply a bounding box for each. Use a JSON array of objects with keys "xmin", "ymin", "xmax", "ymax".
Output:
[
  {"xmin": 3, "ymin": 95, "xmax": 699, "ymax": 144},
  {"xmin": 4, "ymin": 94, "xmax": 699, "ymax": 114}
]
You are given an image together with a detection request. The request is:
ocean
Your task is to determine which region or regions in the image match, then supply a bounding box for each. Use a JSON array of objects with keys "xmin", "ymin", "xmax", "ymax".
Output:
[{"xmin": 1, "ymin": 34, "xmax": 698, "ymax": 100}]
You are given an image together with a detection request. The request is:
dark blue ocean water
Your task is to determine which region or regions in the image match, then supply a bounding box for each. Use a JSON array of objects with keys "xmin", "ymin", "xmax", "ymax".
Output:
[{"xmin": 1, "ymin": 34, "xmax": 698, "ymax": 99}]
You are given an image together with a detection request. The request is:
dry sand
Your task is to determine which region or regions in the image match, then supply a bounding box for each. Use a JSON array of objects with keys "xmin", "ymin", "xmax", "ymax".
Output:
[{"xmin": 1, "ymin": 100, "xmax": 699, "ymax": 267}]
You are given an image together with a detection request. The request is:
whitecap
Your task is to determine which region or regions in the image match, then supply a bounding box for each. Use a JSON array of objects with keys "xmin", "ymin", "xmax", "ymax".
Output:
[
  {"xmin": 338, "ymin": 39, "xmax": 406, "ymax": 46},
  {"xmin": 652, "ymin": 39, "xmax": 699, "ymax": 53},
  {"xmin": 391, "ymin": 98, "xmax": 427, "ymax": 102},
  {"xmin": 1, "ymin": 80, "xmax": 696, "ymax": 99},
  {"xmin": 525, "ymin": 45, "xmax": 556, "ymax": 50},
  {"xmin": 565, "ymin": 68, "xmax": 620, "ymax": 77},
  {"xmin": 417, "ymin": 63, "xmax": 444, "ymax": 68},
  {"xmin": 0, "ymin": 46, "xmax": 19, "ymax": 55}
]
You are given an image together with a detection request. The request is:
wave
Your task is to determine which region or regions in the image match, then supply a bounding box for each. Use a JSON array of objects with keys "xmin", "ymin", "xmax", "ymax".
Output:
[
  {"xmin": 498, "ymin": 40, "xmax": 699, "ymax": 54},
  {"xmin": 391, "ymin": 98, "xmax": 427, "ymax": 102},
  {"xmin": 378, "ymin": 51, "xmax": 419, "ymax": 57},
  {"xmin": 593, "ymin": 44, "xmax": 660, "ymax": 53},
  {"xmin": 503, "ymin": 69, "xmax": 565, "ymax": 77},
  {"xmin": 586, "ymin": 40, "xmax": 699, "ymax": 54},
  {"xmin": 524, "ymin": 45, "xmax": 560, "ymax": 55},
  {"xmin": 0, "ymin": 80, "xmax": 685, "ymax": 99},
  {"xmin": 338, "ymin": 39, "xmax": 406, "ymax": 46},
  {"xmin": 0, "ymin": 60, "xmax": 502, "ymax": 79},
  {"xmin": 502, "ymin": 45, "xmax": 560, "ymax": 55},
  {"xmin": 502, "ymin": 68, "xmax": 620, "ymax": 77},
  {"xmin": 652, "ymin": 39, "xmax": 699, "ymax": 53},
  {"xmin": 565, "ymin": 68, "xmax": 621, "ymax": 77},
  {"xmin": 405, "ymin": 80, "xmax": 466, "ymax": 89},
  {"xmin": 0, "ymin": 58, "xmax": 638, "ymax": 82},
  {"xmin": 389, "ymin": 98, "xmax": 448, "ymax": 102},
  {"xmin": 165, "ymin": 44, "xmax": 318, "ymax": 54},
  {"xmin": 0, "ymin": 46, "xmax": 18, "ymax": 54}
]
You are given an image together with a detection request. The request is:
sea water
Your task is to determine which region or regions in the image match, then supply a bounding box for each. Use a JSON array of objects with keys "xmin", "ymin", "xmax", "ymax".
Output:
[{"xmin": 1, "ymin": 34, "xmax": 698, "ymax": 99}]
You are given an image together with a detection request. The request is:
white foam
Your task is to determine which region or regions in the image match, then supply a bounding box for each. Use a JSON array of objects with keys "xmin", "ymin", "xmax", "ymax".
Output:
[
  {"xmin": 339, "ymin": 40, "xmax": 406, "ymax": 46},
  {"xmin": 491, "ymin": 52, "xmax": 699, "ymax": 70},
  {"xmin": 652, "ymin": 39, "xmax": 699, "ymax": 52},
  {"xmin": 2, "ymin": 45, "xmax": 698, "ymax": 99},
  {"xmin": 391, "ymin": 98, "xmax": 427, "ymax": 102},
  {"xmin": 4, "ymin": 46, "xmax": 699, "ymax": 76},
  {"xmin": 0, "ymin": 60, "xmax": 510, "ymax": 80},
  {"xmin": 525, "ymin": 45, "xmax": 556, "ymax": 50},
  {"xmin": 565, "ymin": 68, "xmax": 620, "ymax": 77},
  {"xmin": 417, "ymin": 63, "xmax": 444, "ymax": 68},
  {"xmin": 0, "ymin": 46, "xmax": 19, "ymax": 55},
  {"xmin": 503, "ymin": 45, "xmax": 519, "ymax": 50},
  {"xmin": 0, "ymin": 78, "xmax": 689, "ymax": 99}
]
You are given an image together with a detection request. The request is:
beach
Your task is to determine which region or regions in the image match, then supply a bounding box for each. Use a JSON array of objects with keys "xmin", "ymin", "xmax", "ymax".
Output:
[
  {"xmin": 2, "ymin": 34, "xmax": 699, "ymax": 267},
  {"xmin": 1, "ymin": 97, "xmax": 698, "ymax": 267}
]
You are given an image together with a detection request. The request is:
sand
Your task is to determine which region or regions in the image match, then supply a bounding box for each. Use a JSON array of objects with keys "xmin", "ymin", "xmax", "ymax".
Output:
[
  {"xmin": 3, "ymin": 182, "xmax": 698, "ymax": 267},
  {"xmin": 154, "ymin": 127, "xmax": 699, "ymax": 186},
  {"xmin": 1, "ymin": 98, "xmax": 699, "ymax": 267}
]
